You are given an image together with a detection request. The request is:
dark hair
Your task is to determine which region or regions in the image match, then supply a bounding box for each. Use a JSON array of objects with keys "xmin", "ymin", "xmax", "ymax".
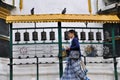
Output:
[{"xmin": 68, "ymin": 30, "xmax": 78, "ymax": 39}]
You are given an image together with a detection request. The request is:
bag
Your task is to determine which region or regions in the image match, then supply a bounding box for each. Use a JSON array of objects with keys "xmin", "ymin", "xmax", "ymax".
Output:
[
  {"xmin": 62, "ymin": 50, "xmax": 67, "ymax": 57},
  {"xmin": 62, "ymin": 46, "xmax": 70, "ymax": 58}
]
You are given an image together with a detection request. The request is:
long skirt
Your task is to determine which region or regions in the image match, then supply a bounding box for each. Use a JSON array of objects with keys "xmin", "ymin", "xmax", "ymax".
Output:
[{"xmin": 61, "ymin": 51, "xmax": 90, "ymax": 80}]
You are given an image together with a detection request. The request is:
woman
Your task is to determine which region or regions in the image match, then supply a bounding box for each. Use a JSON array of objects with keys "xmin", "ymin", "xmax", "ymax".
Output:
[{"xmin": 61, "ymin": 30, "xmax": 90, "ymax": 80}]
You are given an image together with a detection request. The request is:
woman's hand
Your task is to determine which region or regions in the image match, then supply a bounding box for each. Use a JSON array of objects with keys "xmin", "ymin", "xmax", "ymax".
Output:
[{"xmin": 66, "ymin": 47, "xmax": 70, "ymax": 51}]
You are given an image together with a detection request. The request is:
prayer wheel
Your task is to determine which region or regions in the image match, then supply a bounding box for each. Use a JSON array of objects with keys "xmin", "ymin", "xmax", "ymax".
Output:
[
  {"xmin": 64, "ymin": 31, "xmax": 69, "ymax": 40},
  {"xmin": 50, "ymin": 31, "xmax": 55, "ymax": 40},
  {"xmin": 41, "ymin": 31, "xmax": 47, "ymax": 41},
  {"xmin": 75, "ymin": 31, "xmax": 78, "ymax": 39},
  {"xmin": 88, "ymin": 31, "xmax": 94, "ymax": 40},
  {"xmin": 80, "ymin": 31, "xmax": 86, "ymax": 40},
  {"xmin": 32, "ymin": 31, "xmax": 38, "ymax": 41},
  {"xmin": 96, "ymin": 31, "xmax": 102, "ymax": 41},
  {"xmin": 15, "ymin": 31, "xmax": 21, "ymax": 41},
  {"xmin": 104, "ymin": 31, "xmax": 110, "ymax": 40},
  {"xmin": 24, "ymin": 31, "xmax": 29, "ymax": 41}
]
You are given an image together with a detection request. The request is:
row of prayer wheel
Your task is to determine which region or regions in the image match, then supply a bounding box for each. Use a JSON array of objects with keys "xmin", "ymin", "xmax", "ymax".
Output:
[
  {"xmin": 15, "ymin": 30, "xmax": 55, "ymax": 41},
  {"xmin": 64, "ymin": 31, "xmax": 102, "ymax": 41},
  {"xmin": 15, "ymin": 30, "xmax": 104, "ymax": 42}
]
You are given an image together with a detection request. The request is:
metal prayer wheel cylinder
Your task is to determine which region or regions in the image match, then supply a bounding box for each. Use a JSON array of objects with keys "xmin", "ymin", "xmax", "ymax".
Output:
[
  {"xmin": 96, "ymin": 32, "xmax": 102, "ymax": 41},
  {"xmin": 75, "ymin": 31, "xmax": 78, "ymax": 38},
  {"xmin": 104, "ymin": 31, "xmax": 110, "ymax": 40},
  {"xmin": 50, "ymin": 31, "xmax": 55, "ymax": 40},
  {"xmin": 41, "ymin": 31, "xmax": 47, "ymax": 41},
  {"xmin": 80, "ymin": 31, "xmax": 86, "ymax": 40},
  {"xmin": 75, "ymin": 31, "xmax": 78, "ymax": 35},
  {"xmin": 88, "ymin": 31, "xmax": 94, "ymax": 40},
  {"xmin": 24, "ymin": 31, "xmax": 29, "ymax": 41},
  {"xmin": 64, "ymin": 31, "xmax": 69, "ymax": 40},
  {"xmin": 15, "ymin": 32, "xmax": 21, "ymax": 41},
  {"xmin": 32, "ymin": 31, "xmax": 38, "ymax": 41}
]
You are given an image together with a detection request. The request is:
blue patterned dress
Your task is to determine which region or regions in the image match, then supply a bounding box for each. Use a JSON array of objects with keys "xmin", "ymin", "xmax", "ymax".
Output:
[{"xmin": 61, "ymin": 38, "xmax": 90, "ymax": 80}]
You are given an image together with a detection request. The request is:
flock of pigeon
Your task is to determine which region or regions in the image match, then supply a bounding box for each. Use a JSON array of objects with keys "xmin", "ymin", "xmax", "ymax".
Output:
[{"xmin": 30, "ymin": 8, "xmax": 66, "ymax": 15}]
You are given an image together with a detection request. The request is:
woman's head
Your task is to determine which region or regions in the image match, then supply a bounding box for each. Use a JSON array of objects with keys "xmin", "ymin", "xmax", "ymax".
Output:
[{"xmin": 68, "ymin": 30, "xmax": 78, "ymax": 39}]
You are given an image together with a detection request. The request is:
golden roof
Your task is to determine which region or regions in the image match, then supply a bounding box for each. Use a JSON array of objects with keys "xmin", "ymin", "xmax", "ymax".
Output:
[{"xmin": 6, "ymin": 14, "xmax": 120, "ymax": 23}]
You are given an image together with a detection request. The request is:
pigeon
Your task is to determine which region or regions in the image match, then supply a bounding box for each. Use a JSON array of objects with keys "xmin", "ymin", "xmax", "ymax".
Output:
[
  {"xmin": 61, "ymin": 8, "xmax": 66, "ymax": 14},
  {"xmin": 31, "ymin": 8, "xmax": 34, "ymax": 15}
]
